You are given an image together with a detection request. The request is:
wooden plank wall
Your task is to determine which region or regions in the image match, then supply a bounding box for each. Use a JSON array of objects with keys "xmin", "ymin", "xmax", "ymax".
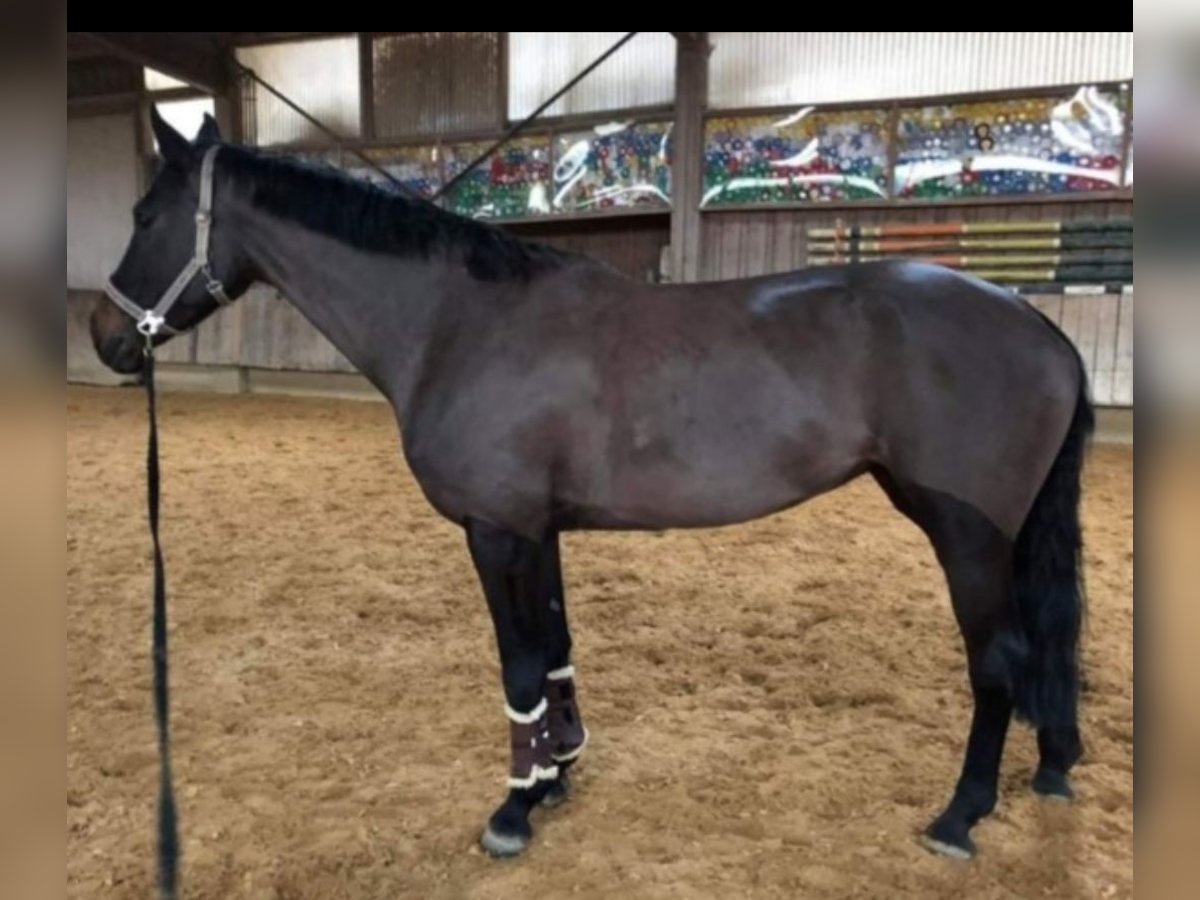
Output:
[
  {"xmin": 699, "ymin": 198, "xmax": 1134, "ymax": 281},
  {"xmin": 69, "ymin": 285, "xmax": 1134, "ymax": 408},
  {"xmin": 66, "ymin": 291, "xmax": 101, "ymax": 374},
  {"xmin": 1027, "ymin": 291, "xmax": 1132, "ymax": 407},
  {"xmin": 66, "ymin": 214, "xmax": 671, "ymax": 379},
  {"xmin": 67, "ymin": 201, "xmax": 1131, "ymax": 407},
  {"xmin": 699, "ymin": 198, "xmax": 1134, "ymax": 406},
  {"xmin": 508, "ymin": 213, "xmax": 670, "ymax": 283},
  {"xmin": 68, "ymin": 287, "xmax": 353, "ymax": 377}
]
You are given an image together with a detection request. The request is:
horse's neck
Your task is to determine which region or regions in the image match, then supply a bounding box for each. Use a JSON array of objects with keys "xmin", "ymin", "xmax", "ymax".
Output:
[{"xmin": 236, "ymin": 206, "xmax": 446, "ymax": 409}]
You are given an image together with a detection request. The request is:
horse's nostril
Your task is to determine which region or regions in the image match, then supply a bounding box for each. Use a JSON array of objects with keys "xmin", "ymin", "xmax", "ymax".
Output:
[{"xmin": 98, "ymin": 333, "xmax": 145, "ymax": 375}]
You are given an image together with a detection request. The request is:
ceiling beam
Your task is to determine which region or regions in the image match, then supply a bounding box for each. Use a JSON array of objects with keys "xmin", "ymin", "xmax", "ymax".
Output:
[
  {"xmin": 228, "ymin": 32, "xmax": 349, "ymax": 46},
  {"xmin": 83, "ymin": 32, "xmax": 230, "ymax": 93},
  {"xmin": 66, "ymin": 32, "xmax": 111, "ymax": 60}
]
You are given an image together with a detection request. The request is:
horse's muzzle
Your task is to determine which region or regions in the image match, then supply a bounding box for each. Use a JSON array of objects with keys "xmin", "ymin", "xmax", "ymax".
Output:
[{"xmin": 90, "ymin": 301, "xmax": 145, "ymax": 375}]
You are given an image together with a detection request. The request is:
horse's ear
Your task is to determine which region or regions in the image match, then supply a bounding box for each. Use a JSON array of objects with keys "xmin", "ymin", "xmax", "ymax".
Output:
[
  {"xmin": 195, "ymin": 112, "xmax": 221, "ymax": 146},
  {"xmin": 150, "ymin": 105, "xmax": 192, "ymax": 165}
]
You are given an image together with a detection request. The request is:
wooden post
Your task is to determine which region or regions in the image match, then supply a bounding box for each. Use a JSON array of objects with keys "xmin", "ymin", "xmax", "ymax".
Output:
[
  {"xmin": 212, "ymin": 53, "xmax": 245, "ymax": 367},
  {"xmin": 212, "ymin": 47, "xmax": 244, "ymax": 144},
  {"xmin": 670, "ymin": 33, "xmax": 709, "ymax": 283},
  {"xmin": 359, "ymin": 33, "xmax": 375, "ymax": 141},
  {"xmin": 496, "ymin": 31, "xmax": 509, "ymax": 132},
  {"xmin": 213, "ymin": 67, "xmax": 243, "ymax": 145}
]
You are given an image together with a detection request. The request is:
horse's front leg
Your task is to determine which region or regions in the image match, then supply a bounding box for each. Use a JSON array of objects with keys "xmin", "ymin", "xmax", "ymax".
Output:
[
  {"xmin": 538, "ymin": 531, "xmax": 587, "ymax": 807},
  {"xmin": 466, "ymin": 519, "xmax": 558, "ymax": 857}
]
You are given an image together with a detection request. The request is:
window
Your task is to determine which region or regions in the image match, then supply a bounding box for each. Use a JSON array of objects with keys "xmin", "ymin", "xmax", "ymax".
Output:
[
  {"xmin": 708, "ymin": 32, "xmax": 1134, "ymax": 109},
  {"xmin": 507, "ymin": 33, "xmax": 674, "ymax": 119},
  {"xmin": 237, "ymin": 37, "xmax": 360, "ymax": 145},
  {"xmin": 154, "ymin": 98, "xmax": 216, "ymax": 146},
  {"xmin": 144, "ymin": 67, "xmax": 188, "ymax": 91},
  {"xmin": 371, "ymin": 33, "xmax": 502, "ymax": 138}
]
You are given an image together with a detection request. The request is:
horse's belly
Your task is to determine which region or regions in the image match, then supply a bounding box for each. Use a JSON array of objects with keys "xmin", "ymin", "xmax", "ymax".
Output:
[{"xmin": 560, "ymin": 430, "xmax": 866, "ymax": 531}]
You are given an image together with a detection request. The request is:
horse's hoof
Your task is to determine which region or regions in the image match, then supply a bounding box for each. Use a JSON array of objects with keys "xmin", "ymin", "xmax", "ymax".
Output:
[
  {"xmin": 920, "ymin": 820, "xmax": 975, "ymax": 860},
  {"xmin": 540, "ymin": 772, "xmax": 571, "ymax": 808},
  {"xmin": 1032, "ymin": 768, "xmax": 1075, "ymax": 802},
  {"xmin": 920, "ymin": 834, "xmax": 973, "ymax": 860},
  {"xmin": 481, "ymin": 823, "xmax": 530, "ymax": 858}
]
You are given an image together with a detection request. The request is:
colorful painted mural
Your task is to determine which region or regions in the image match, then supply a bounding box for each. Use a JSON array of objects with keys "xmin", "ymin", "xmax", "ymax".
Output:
[
  {"xmin": 894, "ymin": 86, "xmax": 1126, "ymax": 198},
  {"xmin": 352, "ymin": 145, "xmax": 442, "ymax": 198},
  {"xmin": 702, "ymin": 107, "xmax": 890, "ymax": 206},
  {"xmin": 552, "ymin": 122, "xmax": 671, "ymax": 213},
  {"xmin": 445, "ymin": 137, "xmax": 553, "ymax": 219}
]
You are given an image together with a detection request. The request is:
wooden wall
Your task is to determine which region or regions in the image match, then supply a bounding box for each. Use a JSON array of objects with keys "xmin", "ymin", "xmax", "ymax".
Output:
[
  {"xmin": 699, "ymin": 197, "xmax": 1134, "ymax": 281},
  {"xmin": 69, "ymin": 284, "xmax": 1133, "ymax": 408},
  {"xmin": 67, "ymin": 112, "xmax": 140, "ymax": 290},
  {"xmin": 68, "ymin": 212, "xmax": 673, "ymax": 381},
  {"xmin": 69, "ymin": 286, "xmax": 354, "ymax": 378},
  {"xmin": 692, "ymin": 198, "xmax": 1134, "ymax": 407},
  {"xmin": 509, "ymin": 213, "xmax": 670, "ymax": 282},
  {"xmin": 1028, "ymin": 291, "xmax": 1133, "ymax": 407}
]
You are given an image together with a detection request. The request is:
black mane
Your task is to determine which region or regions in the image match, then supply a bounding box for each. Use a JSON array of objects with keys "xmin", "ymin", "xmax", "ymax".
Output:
[{"xmin": 220, "ymin": 144, "xmax": 573, "ymax": 282}]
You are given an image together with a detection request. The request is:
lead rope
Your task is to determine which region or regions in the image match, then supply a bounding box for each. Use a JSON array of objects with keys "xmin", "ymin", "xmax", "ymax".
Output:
[{"xmin": 144, "ymin": 341, "xmax": 180, "ymax": 899}]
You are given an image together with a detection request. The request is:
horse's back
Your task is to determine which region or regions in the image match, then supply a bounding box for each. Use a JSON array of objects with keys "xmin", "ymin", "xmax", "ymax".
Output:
[
  {"xmin": 587, "ymin": 260, "xmax": 1082, "ymax": 536},
  {"xmin": 403, "ymin": 260, "xmax": 1081, "ymax": 538}
]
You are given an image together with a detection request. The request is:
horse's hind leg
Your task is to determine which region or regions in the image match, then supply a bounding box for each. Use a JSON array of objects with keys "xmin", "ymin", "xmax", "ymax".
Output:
[
  {"xmin": 466, "ymin": 519, "xmax": 557, "ymax": 857},
  {"xmin": 1033, "ymin": 725, "xmax": 1082, "ymax": 801},
  {"xmin": 873, "ymin": 469, "xmax": 1021, "ymax": 859},
  {"xmin": 538, "ymin": 531, "xmax": 588, "ymax": 808}
]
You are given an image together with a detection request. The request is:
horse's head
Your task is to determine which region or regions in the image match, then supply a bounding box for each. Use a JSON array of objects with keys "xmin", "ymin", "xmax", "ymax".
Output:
[{"xmin": 91, "ymin": 106, "xmax": 252, "ymax": 374}]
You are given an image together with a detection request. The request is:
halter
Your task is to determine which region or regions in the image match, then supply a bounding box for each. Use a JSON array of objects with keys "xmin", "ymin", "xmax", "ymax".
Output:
[
  {"xmin": 106, "ymin": 145, "xmax": 233, "ymax": 900},
  {"xmin": 105, "ymin": 145, "xmax": 232, "ymax": 338}
]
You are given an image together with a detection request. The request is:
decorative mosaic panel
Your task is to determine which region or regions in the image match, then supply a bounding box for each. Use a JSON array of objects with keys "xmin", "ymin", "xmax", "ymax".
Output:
[
  {"xmin": 445, "ymin": 137, "xmax": 553, "ymax": 219},
  {"xmin": 286, "ymin": 148, "xmax": 344, "ymax": 171},
  {"xmin": 702, "ymin": 107, "xmax": 890, "ymax": 206},
  {"xmin": 552, "ymin": 122, "xmax": 671, "ymax": 213},
  {"xmin": 351, "ymin": 145, "xmax": 442, "ymax": 197},
  {"xmin": 894, "ymin": 86, "xmax": 1126, "ymax": 198}
]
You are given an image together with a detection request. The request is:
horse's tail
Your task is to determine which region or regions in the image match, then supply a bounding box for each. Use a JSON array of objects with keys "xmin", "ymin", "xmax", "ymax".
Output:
[{"xmin": 1011, "ymin": 344, "xmax": 1093, "ymax": 740}]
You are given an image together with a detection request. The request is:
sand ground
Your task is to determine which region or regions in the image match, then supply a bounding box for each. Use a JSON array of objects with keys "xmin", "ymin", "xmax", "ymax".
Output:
[{"xmin": 67, "ymin": 386, "xmax": 1133, "ymax": 899}]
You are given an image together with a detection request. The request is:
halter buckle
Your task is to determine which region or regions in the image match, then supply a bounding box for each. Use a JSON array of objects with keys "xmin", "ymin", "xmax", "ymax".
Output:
[
  {"xmin": 136, "ymin": 311, "xmax": 167, "ymax": 337},
  {"xmin": 203, "ymin": 267, "xmax": 232, "ymax": 305}
]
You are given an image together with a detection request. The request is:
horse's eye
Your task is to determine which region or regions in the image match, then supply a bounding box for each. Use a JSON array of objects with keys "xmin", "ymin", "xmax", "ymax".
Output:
[{"xmin": 133, "ymin": 207, "xmax": 154, "ymax": 229}]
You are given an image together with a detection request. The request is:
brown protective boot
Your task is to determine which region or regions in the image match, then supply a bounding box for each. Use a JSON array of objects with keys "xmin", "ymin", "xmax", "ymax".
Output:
[
  {"xmin": 545, "ymin": 665, "xmax": 588, "ymax": 764},
  {"xmin": 506, "ymin": 698, "xmax": 559, "ymax": 789}
]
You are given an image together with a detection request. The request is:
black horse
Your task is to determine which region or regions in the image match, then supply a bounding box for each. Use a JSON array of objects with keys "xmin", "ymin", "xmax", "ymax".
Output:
[{"xmin": 92, "ymin": 109, "xmax": 1091, "ymax": 860}]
